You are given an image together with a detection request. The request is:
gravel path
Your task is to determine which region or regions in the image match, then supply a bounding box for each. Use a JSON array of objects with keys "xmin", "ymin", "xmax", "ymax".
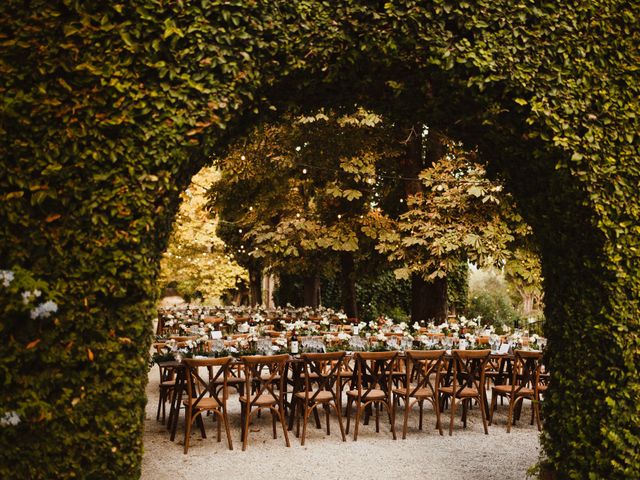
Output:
[{"xmin": 142, "ymin": 366, "xmax": 540, "ymax": 480}]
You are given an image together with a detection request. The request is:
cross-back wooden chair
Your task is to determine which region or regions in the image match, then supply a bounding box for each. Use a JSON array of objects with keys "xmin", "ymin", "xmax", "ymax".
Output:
[
  {"xmin": 345, "ymin": 351, "xmax": 398, "ymax": 441},
  {"xmin": 155, "ymin": 360, "xmax": 177, "ymax": 424},
  {"xmin": 392, "ymin": 350, "xmax": 445, "ymax": 438},
  {"xmin": 489, "ymin": 350, "xmax": 542, "ymax": 432},
  {"xmin": 182, "ymin": 357, "xmax": 233, "ymax": 454},
  {"xmin": 295, "ymin": 351, "xmax": 346, "ymax": 445},
  {"xmin": 439, "ymin": 349, "xmax": 491, "ymax": 435},
  {"xmin": 239, "ymin": 354, "xmax": 290, "ymax": 451}
]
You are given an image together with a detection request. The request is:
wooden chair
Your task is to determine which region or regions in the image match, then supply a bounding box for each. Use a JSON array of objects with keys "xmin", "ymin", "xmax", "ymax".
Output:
[
  {"xmin": 155, "ymin": 361, "xmax": 177, "ymax": 424},
  {"xmin": 392, "ymin": 350, "xmax": 445, "ymax": 438},
  {"xmin": 439, "ymin": 349, "xmax": 491, "ymax": 435},
  {"xmin": 345, "ymin": 351, "xmax": 398, "ymax": 441},
  {"xmin": 489, "ymin": 350, "xmax": 542, "ymax": 432},
  {"xmin": 294, "ymin": 352, "xmax": 347, "ymax": 445},
  {"xmin": 239, "ymin": 354, "xmax": 290, "ymax": 451},
  {"xmin": 182, "ymin": 357, "xmax": 233, "ymax": 454}
]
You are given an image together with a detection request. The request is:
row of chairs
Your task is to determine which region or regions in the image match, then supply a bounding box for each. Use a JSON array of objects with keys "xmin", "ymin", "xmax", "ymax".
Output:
[{"xmin": 160, "ymin": 349, "xmax": 545, "ymax": 453}]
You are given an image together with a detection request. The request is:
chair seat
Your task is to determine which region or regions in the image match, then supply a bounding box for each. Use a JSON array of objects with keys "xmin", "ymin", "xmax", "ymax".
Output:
[
  {"xmin": 300, "ymin": 372, "xmax": 320, "ymax": 378},
  {"xmin": 183, "ymin": 397, "xmax": 219, "ymax": 409},
  {"xmin": 160, "ymin": 380, "xmax": 176, "ymax": 387},
  {"xmin": 239, "ymin": 394, "xmax": 278, "ymax": 406},
  {"xmin": 346, "ymin": 388, "xmax": 387, "ymax": 400},
  {"xmin": 294, "ymin": 390, "xmax": 334, "ymax": 402},
  {"xmin": 439, "ymin": 386, "xmax": 479, "ymax": 397},
  {"xmin": 213, "ymin": 376, "xmax": 245, "ymax": 384},
  {"xmin": 493, "ymin": 385, "xmax": 535, "ymax": 396},
  {"xmin": 392, "ymin": 387, "xmax": 434, "ymax": 399}
]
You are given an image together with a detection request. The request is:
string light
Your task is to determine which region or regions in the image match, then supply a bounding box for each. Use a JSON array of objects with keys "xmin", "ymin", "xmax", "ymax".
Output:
[
  {"xmin": 238, "ymin": 228, "xmax": 243, "ymax": 233},
  {"xmin": 241, "ymin": 155, "xmax": 246, "ymax": 161},
  {"xmin": 302, "ymin": 168, "xmax": 307, "ymax": 174},
  {"xmin": 337, "ymin": 214, "xmax": 342, "ymax": 219}
]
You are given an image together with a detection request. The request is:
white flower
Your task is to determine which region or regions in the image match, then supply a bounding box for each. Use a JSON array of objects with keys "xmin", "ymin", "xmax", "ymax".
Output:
[
  {"xmin": 0, "ymin": 270, "xmax": 14, "ymax": 287},
  {"xmin": 336, "ymin": 312, "xmax": 347, "ymax": 321},
  {"xmin": 412, "ymin": 322, "xmax": 421, "ymax": 330},
  {"xmin": 0, "ymin": 411, "xmax": 20, "ymax": 426},
  {"xmin": 398, "ymin": 322, "xmax": 408, "ymax": 331},
  {"xmin": 29, "ymin": 300, "xmax": 58, "ymax": 320},
  {"xmin": 22, "ymin": 291, "xmax": 33, "ymax": 305},
  {"xmin": 237, "ymin": 322, "xmax": 249, "ymax": 333},
  {"xmin": 376, "ymin": 332, "xmax": 386, "ymax": 342},
  {"xmin": 338, "ymin": 332, "xmax": 350, "ymax": 342}
]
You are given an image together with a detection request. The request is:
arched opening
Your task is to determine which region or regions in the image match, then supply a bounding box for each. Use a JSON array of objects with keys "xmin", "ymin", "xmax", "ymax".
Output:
[{"xmin": 2, "ymin": 3, "xmax": 637, "ymax": 479}]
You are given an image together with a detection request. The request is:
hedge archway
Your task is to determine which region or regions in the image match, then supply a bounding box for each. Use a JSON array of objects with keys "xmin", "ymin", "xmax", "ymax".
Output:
[{"xmin": 1, "ymin": 2, "xmax": 638, "ymax": 478}]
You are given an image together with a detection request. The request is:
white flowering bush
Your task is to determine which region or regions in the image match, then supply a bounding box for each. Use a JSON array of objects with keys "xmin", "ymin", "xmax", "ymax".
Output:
[{"xmin": 1, "ymin": 267, "xmax": 59, "ymax": 428}]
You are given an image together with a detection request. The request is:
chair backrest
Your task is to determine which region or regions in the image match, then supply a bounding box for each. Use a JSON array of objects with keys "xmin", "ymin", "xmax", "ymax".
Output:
[
  {"xmin": 183, "ymin": 356, "xmax": 233, "ymax": 405},
  {"xmin": 511, "ymin": 350, "xmax": 542, "ymax": 395},
  {"xmin": 300, "ymin": 352, "xmax": 346, "ymax": 402},
  {"xmin": 241, "ymin": 354, "xmax": 289, "ymax": 407},
  {"xmin": 451, "ymin": 349, "xmax": 491, "ymax": 394},
  {"xmin": 405, "ymin": 350, "xmax": 445, "ymax": 398},
  {"xmin": 354, "ymin": 351, "xmax": 398, "ymax": 398}
]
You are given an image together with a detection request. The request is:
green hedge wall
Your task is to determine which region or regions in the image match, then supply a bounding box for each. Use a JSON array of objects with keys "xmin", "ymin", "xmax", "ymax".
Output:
[{"xmin": 1, "ymin": 1, "xmax": 638, "ymax": 479}]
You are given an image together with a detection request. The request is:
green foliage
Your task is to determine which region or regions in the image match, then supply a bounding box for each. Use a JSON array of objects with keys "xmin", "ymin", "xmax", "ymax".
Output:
[
  {"xmin": 1, "ymin": 1, "xmax": 638, "ymax": 478},
  {"xmin": 320, "ymin": 270, "xmax": 411, "ymax": 323},
  {"xmin": 466, "ymin": 272, "xmax": 523, "ymax": 327},
  {"xmin": 447, "ymin": 262, "xmax": 469, "ymax": 315},
  {"xmin": 159, "ymin": 166, "xmax": 247, "ymax": 303},
  {"xmin": 376, "ymin": 141, "xmax": 528, "ymax": 281}
]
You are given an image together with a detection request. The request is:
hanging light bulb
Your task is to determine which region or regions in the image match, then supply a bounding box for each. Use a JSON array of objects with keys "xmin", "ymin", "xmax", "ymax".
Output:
[
  {"xmin": 302, "ymin": 168, "xmax": 307, "ymax": 174},
  {"xmin": 249, "ymin": 206, "xmax": 253, "ymax": 211},
  {"xmin": 400, "ymin": 198, "xmax": 404, "ymax": 203},
  {"xmin": 296, "ymin": 213, "xmax": 301, "ymax": 218},
  {"xmin": 337, "ymin": 214, "xmax": 342, "ymax": 219},
  {"xmin": 238, "ymin": 228, "xmax": 243, "ymax": 233},
  {"xmin": 241, "ymin": 155, "xmax": 246, "ymax": 161}
]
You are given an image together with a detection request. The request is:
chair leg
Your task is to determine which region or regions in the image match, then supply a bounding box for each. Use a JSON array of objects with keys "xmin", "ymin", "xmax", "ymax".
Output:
[
  {"xmin": 325, "ymin": 403, "xmax": 331, "ymax": 435},
  {"xmin": 242, "ymin": 408, "xmax": 251, "ymax": 451},
  {"xmin": 434, "ymin": 396, "xmax": 443, "ymax": 436},
  {"xmin": 183, "ymin": 410, "xmax": 192, "ymax": 454},
  {"xmin": 449, "ymin": 396, "xmax": 456, "ymax": 435},
  {"xmin": 223, "ymin": 407, "xmax": 233, "ymax": 450},
  {"xmin": 506, "ymin": 396, "xmax": 515, "ymax": 434},
  {"xmin": 301, "ymin": 408, "xmax": 309, "ymax": 446},
  {"xmin": 387, "ymin": 401, "xmax": 396, "ymax": 440},
  {"xmin": 157, "ymin": 391, "xmax": 163, "ymax": 422},
  {"xmin": 278, "ymin": 404, "xmax": 291, "ymax": 447},
  {"xmin": 478, "ymin": 396, "xmax": 489, "ymax": 435},
  {"xmin": 402, "ymin": 398, "xmax": 410, "ymax": 440},
  {"xmin": 332, "ymin": 402, "xmax": 347, "ymax": 442},
  {"xmin": 345, "ymin": 397, "xmax": 352, "ymax": 434},
  {"xmin": 462, "ymin": 399, "xmax": 468, "ymax": 428},
  {"xmin": 271, "ymin": 408, "xmax": 277, "ymax": 439},
  {"xmin": 489, "ymin": 390, "xmax": 497, "ymax": 425},
  {"xmin": 217, "ymin": 410, "xmax": 222, "ymax": 442},
  {"xmin": 353, "ymin": 402, "xmax": 362, "ymax": 441},
  {"xmin": 418, "ymin": 400, "xmax": 424, "ymax": 430},
  {"xmin": 375, "ymin": 402, "xmax": 380, "ymax": 433}
]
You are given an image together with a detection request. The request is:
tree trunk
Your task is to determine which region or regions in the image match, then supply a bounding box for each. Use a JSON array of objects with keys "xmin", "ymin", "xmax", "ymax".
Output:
[
  {"xmin": 340, "ymin": 252, "xmax": 358, "ymax": 318},
  {"xmin": 402, "ymin": 124, "xmax": 449, "ymax": 322},
  {"xmin": 411, "ymin": 274, "xmax": 448, "ymax": 323},
  {"xmin": 303, "ymin": 275, "xmax": 320, "ymax": 308},
  {"xmin": 248, "ymin": 265, "xmax": 262, "ymax": 306}
]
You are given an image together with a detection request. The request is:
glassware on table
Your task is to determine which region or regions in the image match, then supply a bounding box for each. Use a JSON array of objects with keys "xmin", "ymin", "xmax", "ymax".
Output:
[{"xmin": 256, "ymin": 338, "xmax": 272, "ymax": 355}]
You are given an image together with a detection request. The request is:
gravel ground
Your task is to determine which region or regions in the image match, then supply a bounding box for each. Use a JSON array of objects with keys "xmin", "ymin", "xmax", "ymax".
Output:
[{"xmin": 142, "ymin": 366, "xmax": 540, "ymax": 480}]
